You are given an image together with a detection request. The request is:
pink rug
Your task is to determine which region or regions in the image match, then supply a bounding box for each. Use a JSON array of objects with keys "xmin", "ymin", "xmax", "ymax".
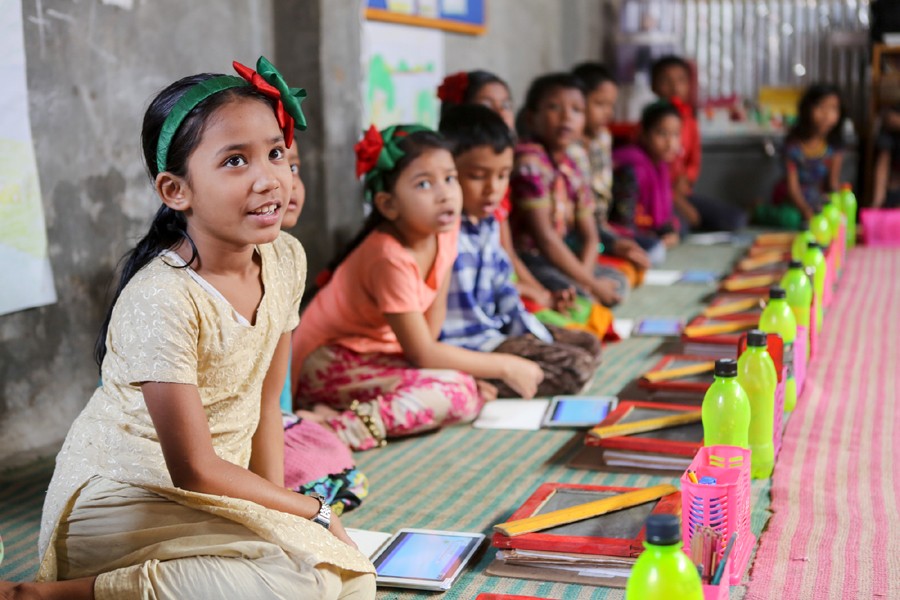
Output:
[{"xmin": 745, "ymin": 248, "xmax": 900, "ymax": 599}]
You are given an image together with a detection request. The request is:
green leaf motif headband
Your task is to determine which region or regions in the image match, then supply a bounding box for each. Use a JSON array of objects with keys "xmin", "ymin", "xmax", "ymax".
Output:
[
  {"xmin": 156, "ymin": 56, "xmax": 308, "ymax": 174},
  {"xmin": 354, "ymin": 123, "xmax": 432, "ymax": 201}
]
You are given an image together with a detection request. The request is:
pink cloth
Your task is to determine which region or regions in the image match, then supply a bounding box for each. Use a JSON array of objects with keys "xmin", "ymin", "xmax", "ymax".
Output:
[
  {"xmin": 282, "ymin": 419, "xmax": 356, "ymax": 490},
  {"xmin": 612, "ymin": 144, "xmax": 675, "ymax": 230},
  {"xmin": 293, "ymin": 226, "xmax": 459, "ymax": 368}
]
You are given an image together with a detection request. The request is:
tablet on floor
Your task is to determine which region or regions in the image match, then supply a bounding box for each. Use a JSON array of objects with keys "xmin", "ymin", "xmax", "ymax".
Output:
[
  {"xmin": 541, "ymin": 395, "xmax": 618, "ymax": 428},
  {"xmin": 371, "ymin": 528, "xmax": 485, "ymax": 591}
]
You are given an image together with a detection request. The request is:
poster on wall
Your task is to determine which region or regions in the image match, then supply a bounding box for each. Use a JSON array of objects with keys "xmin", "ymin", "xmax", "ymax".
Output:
[
  {"xmin": 366, "ymin": 0, "xmax": 486, "ymax": 35},
  {"xmin": 363, "ymin": 21, "xmax": 444, "ymax": 130},
  {"xmin": 0, "ymin": 0, "xmax": 57, "ymax": 316}
]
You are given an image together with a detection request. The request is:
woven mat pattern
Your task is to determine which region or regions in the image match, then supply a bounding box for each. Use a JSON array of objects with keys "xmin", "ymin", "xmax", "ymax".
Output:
[{"xmin": 744, "ymin": 247, "xmax": 900, "ymax": 600}]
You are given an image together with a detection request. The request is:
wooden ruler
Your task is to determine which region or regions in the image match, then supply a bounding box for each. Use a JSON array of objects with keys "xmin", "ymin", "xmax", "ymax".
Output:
[
  {"xmin": 493, "ymin": 484, "xmax": 679, "ymax": 537},
  {"xmin": 722, "ymin": 274, "xmax": 780, "ymax": 291},
  {"xmin": 683, "ymin": 319, "xmax": 757, "ymax": 338},
  {"xmin": 703, "ymin": 297, "xmax": 764, "ymax": 318},
  {"xmin": 588, "ymin": 411, "xmax": 702, "ymax": 440},
  {"xmin": 738, "ymin": 252, "xmax": 784, "ymax": 272},
  {"xmin": 642, "ymin": 361, "xmax": 716, "ymax": 383}
]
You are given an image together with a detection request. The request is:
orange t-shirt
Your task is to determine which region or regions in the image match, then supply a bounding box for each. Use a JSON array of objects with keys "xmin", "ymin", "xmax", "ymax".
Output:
[{"xmin": 293, "ymin": 226, "xmax": 459, "ymax": 368}]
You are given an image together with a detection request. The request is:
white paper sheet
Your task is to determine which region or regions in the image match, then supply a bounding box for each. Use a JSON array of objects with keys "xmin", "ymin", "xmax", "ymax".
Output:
[
  {"xmin": 346, "ymin": 528, "xmax": 392, "ymax": 559},
  {"xmin": 612, "ymin": 318, "xmax": 635, "ymax": 340},
  {"xmin": 642, "ymin": 270, "xmax": 683, "ymax": 286},
  {"xmin": 473, "ymin": 399, "xmax": 550, "ymax": 431}
]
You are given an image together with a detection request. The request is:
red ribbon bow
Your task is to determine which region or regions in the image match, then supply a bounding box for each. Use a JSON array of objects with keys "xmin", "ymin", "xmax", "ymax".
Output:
[
  {"xmin": 233, "ymin": 60, "xmax": 296, "ymax": 148},
  {"xmin": 355, "ymin": 125, "xmax": 384, "ymax": 178},
  {"xmin": 437, "ymin": 71, "xmax": 469, "ymax": 105}
]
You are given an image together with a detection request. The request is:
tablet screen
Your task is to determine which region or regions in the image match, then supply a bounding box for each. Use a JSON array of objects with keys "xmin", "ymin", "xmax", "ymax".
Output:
[
  {"xmin": 634, "ymin": 318, "xmax": 683, "ymax": 336},
  {"xmin": 550, "ymin": 397, "xmax": 614, "ymax": 425},
  {"xmin": 374, "ymin": 531, "xmax": 480, "ymax": 582}
]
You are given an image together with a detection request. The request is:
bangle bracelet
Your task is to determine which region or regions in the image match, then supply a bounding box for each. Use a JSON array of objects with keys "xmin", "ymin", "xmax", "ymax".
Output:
[{"xmin": 350, "ymin": 398, "xmax": 387, "ymax": 448}]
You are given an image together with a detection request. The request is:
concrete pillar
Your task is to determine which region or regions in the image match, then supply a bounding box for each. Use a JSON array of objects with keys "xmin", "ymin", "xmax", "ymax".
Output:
[{"xmin": 274, "ymin": 0, "xmax": 365, "ymax": 284}]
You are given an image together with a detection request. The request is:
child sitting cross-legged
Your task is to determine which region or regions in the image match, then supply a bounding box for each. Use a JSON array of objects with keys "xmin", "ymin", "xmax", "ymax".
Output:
[{"xmin": 439, "ymin": 104, "xmax": 601, "ymax": 398}]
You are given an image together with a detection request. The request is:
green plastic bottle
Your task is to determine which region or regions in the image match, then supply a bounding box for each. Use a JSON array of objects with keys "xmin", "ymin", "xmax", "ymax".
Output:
[
  {"xmin": 802, "ymin": 241, "xmax": 827, "ymax": 331},
  {"xmin": 702, "ymin": 359, "xmax": 751, "ymax": 448},
  {"xmin": 759, "ymin": 287, "xmax": 798, "ymax": 412},
  {"xmin": 738, "ymin": 330, "xmax": 778, "ymax": 478},
  {"xmin": 625, "ymin": 514, "xmax": 703, "ymax": 600},
  {"xmin": 823, "ymin": 194, "xmax": 844, "ymax": 272},
  {"xmin": 791, "ymin": 230, "xmax": 816, "ymax": 261},
  {"xmin": 841, "ymin": 183, "xmax": 857, "ymax": 249},
  {"xmin": 809, "ymin": 208, "xmax": 832, "ymax": 248},
  {"xmin": 780, "ymin": 259, "xmax": 813, "ymax": 360}
]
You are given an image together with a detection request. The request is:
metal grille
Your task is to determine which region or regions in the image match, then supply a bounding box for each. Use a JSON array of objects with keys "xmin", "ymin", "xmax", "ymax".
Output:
[{"xmin": 613, "ymin": 0, "xmax": 871, "ymax": 124}]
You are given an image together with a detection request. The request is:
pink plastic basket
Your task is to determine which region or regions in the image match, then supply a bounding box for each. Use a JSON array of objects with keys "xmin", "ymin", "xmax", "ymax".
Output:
[
  {"xmin": 681, "ymin": 446, "xmax": 755, "ymax": 585},
  {"xmin": 860, "ymin": 208, "xmax": 900, "ymax": 247},
  {"xmin": 703, "ymin": 558, "xmax": 731, "ymax": 600}
]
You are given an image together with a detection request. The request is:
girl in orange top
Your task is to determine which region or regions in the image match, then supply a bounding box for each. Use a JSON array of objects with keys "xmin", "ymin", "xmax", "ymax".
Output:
[{"xmin": 292, "ymin": 125, "xmax": 542, "ymax": 451}]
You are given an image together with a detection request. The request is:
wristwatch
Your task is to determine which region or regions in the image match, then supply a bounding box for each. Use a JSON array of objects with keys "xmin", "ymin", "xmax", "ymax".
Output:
[{"xmin": 307, "ymin": 492, "xmax": 331, "ymax": 529}]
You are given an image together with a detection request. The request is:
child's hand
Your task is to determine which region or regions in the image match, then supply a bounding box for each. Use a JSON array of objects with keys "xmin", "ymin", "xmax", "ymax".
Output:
[
  {"xmin": 328, "ymin": 513, "xmax": 358, "ymax": 549},
  {"xmin": 476, "ymin": 379, "xmax": 499, "ymax": 402},
  {"xmin": 551, "ymin": 287, "xmax": 577, "ymax": 312},
  {"xmin": 498, "ymin": 355, "xmax": 544, "ymax": 399},
  {"xmin": 612, "ymin": 238, "xmax": 651, "ymax": 269},
  {"xmin": 589, "ymin": 278, "xmax": 622, "ymax": 307},
  {"xmin": 661, "ymin": 232, "xmax": 680, "ymax": 248}
]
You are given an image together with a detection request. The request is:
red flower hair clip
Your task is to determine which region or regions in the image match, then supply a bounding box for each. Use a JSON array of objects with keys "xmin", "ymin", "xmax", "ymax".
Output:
[
  {"xmin": 355, "ymin": 125, "xmax": 385, "ymax": 178},
  {"xmin": 437, "ymin": 71, "xmax": 469, "ymax": 105}
]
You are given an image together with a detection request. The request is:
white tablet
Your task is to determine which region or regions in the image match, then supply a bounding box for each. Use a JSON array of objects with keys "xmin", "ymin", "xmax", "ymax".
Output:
[
  {"xmin": 541, "ymin": 395, "xmax": 618, "ymax": 428},
  {"xmin": 371, "ymin": 528, "xmax": 485, "ymax": 591}
]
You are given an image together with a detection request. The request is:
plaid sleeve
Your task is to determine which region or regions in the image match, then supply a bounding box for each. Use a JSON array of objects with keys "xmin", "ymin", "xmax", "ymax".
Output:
[{"xmin": 511, "ymin": 151, "xmax": 552, "ymax": 211}]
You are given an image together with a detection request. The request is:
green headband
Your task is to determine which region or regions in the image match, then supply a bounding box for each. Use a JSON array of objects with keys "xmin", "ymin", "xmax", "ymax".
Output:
[
  {"xmin": 355, "ymin": 124, "xmax": 432, "ymax": 201},
  {"xmin": 155, "ymin": 56, "xmax": 307, "ymax": 174}
]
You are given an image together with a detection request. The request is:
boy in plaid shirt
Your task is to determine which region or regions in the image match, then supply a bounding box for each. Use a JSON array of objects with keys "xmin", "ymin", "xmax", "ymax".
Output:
[{"xmin": 439, "ymin": 105, "xmax": 601, "ymax": 398}]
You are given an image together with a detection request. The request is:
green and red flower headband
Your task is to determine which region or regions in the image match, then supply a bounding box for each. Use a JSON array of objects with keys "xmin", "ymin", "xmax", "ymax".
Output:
[
  {"xmin": 354, "ymin": 123, "xmax": 431, "ymax": 201},
  {"xmin": 156, "ymin": 56, "xmax": 307, "ymax": 174}
]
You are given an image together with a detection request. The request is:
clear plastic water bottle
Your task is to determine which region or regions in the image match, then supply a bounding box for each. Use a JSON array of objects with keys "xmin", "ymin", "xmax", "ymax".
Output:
[{"xmin": 625, "ymin": 514, "xmax": 703, "ymax": 600}]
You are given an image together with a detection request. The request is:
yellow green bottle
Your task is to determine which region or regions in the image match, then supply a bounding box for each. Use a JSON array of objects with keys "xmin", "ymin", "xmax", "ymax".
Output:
[
  {"xmin": 823, "ymin": 193, "xmax": 844, "ymax": 273},
  {"xmin": 780, "ymin": 259, "xmax": 813, "ymax": 364},
  {"xmin": 738, "ymin": 330, "xmax": 778, "ymax": 478},
  {"xmin": 809, "ymin": 208, "xmax": 832, "ymax": 248},
  {"xmin": 802, "ymin": 241, "xmax": 827, "ymax": 331},
  {"xmin": 759, "ymin": 287, "xmax": 798, "ymax": 412},
  {"xmin": 702, "ymin": 359, "xmax": 751, "ymax": 448},
  {"xmin": 625, "ymin": 514, "xmax": 703, "ymax": 600},
  {"xmin": 840, "ymin": 183, "xmax": 857, "ymax": 249},
  {"xmin": 791, "ymin": 230, "xmax": 816, "ymax": 261}
]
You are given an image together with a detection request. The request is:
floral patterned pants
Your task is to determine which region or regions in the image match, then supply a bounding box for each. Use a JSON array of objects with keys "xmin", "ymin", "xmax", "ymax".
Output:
[{"xmin": 297, "ymin": 345, "xmax": 482, "ymax": 451}]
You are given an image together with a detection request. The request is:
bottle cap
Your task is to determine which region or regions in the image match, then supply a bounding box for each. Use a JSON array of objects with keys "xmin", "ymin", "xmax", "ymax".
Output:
[
  {"xmin": 841, "ymin": 182, "xmax": 852, "ymax": 191},
  {"xmin": 699, "ymin": 476, "xmax": 718, "ymax": 485},
  {"xmin": 747, "ymin": 329, "xmax": 768, "ymax": 347},
  {"xmin": 714, "ymin": 358, "xmax": 738, "ymax": 377},
  {"xmin": 769, "ymin": 286, "xmax": 786, "ymax": 299},
  {"xmin": 807, "ymin": 241, "xmax": 821, "ymax": 250},
  {"xmin": 788, "ymin": 259, "xmax": 803, "ymax": 269},
  {"xmin": 644, "ymin": 514, "xmax": 681, "ymax": 546}
]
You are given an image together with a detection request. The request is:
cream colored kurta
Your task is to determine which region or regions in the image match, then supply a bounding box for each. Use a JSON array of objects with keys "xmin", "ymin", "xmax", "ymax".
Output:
[{"xmin": 38, "ymin": 232, "xmax": 374, "ymax": 583}]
